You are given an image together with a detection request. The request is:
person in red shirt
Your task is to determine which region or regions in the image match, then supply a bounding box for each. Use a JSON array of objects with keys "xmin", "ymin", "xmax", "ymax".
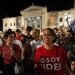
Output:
[
  {"xmin": 34, "ymin": 28, "xmax": 70, "ymax": 75},
  {"xmin": 0, "ymin": 30, "xmax": 21, "ymax": 75}
]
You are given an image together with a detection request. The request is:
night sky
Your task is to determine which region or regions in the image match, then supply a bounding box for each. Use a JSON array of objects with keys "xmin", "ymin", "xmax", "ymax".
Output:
[{"xmin": 0, "ymin": 0, "xmax": 74, "ymax": 19}]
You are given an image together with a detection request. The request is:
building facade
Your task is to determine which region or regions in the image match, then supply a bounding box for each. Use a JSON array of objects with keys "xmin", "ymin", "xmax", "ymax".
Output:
[
  {"xmin": 2, "ymin": 5, "xmax": 75, "ymax": 31},
  {"xmin": 3, "ymin": 17, "xmax": 16, "ymax": 31}
]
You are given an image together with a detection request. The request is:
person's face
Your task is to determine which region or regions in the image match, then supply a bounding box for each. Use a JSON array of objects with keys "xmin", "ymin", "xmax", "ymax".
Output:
[
  {"xmin": 26, "ymin": 30, "xmax": 30, "ymax": 35},
  {"xmin": 32, "ymin": 30, "xmax": 39, "ymax": 39},
  {"xmin": 71, "ymin": 61, "xmax": 75, "ymax": 72},
  {"xmin": 43, "ymin": 30, "xmax": 55, "ymax": 44},
  {"xmin": 5, "ymin": 34, "xmax": 15, "ymax": 44}
]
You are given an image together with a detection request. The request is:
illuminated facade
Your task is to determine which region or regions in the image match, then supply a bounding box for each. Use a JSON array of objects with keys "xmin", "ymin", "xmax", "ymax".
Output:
[
  {"xmin": 3, "ymin": 17, "xmax": 16, "ymax": 31},
  {"xmin": 2, "ymin": 5, "xmax": 75, "ymax": 31}
]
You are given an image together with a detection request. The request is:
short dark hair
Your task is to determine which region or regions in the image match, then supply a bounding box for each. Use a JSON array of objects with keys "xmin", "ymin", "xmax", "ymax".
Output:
[
  {"xmin": 16, "ymin": 29, "xmax": 21, "ymax": 33},
  {"xmin": 70, "ymin": 56, "xmax": 75, "ymax": 62},
  {"xmin": 26, "ymin": 26, "xmax": 32, "ymax": 31},
  {"xmin": 33, "ymin": 29, "xmax": 40, "ymax": 34}
]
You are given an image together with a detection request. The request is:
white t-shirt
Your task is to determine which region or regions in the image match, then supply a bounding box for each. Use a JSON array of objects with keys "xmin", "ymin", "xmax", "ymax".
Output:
[{"xmin": 30, "ymin": 39, "xmax": 43, "ymax": 59}]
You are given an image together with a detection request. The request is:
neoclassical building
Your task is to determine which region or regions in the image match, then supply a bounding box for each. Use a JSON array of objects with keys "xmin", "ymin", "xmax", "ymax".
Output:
[{"xmin": 2, "ymin": 5, "xmax": 75, "ymax": 31}]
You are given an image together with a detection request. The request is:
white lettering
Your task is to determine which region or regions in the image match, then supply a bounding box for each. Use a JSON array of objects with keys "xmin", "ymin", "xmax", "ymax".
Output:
[
  {"xmin": 56, "ymin": 57, "xmax": 60, "ymax": 62},
  {"xmin": 40, "ymin": 58, "xmax": 45, "ymax": 63},
  {"xmin": 46, "ymin": 64, "xmax": 53, "ymax": 70},
  {"xmin": 46, "ymin": 58, "xmax": 50, "ymax": 63},
  {"xmin": 51, "ymin": 57, "xmax": 56, "ymax": 62},
  {"xmin": 54, "ymin": 63, "xmax": 61, "ymax": 70},
  {"xmin": 40, "ymin": 63, "xmax": 61, "ymax": 70},
  {"xmin": 40, "ymin": 64, "xmax": 46, "ymax": 69}
]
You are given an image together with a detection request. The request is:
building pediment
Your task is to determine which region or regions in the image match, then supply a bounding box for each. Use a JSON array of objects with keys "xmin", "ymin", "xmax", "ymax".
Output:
[{"xmin": 21, "ymin": 5, "xmax": 46, "ymax": 12}]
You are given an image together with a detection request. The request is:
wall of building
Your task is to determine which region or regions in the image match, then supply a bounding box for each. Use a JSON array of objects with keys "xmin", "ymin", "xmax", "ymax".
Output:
[
  {"xmin": 20, "ymin": 6, "xmax": 48, "ymax": 29},
  {"xmin": 57, "ymin": 9, "xmax": 75, "ymax": 27},
  {"xmin": 3, "ymin": 17, "xmax": 16, "ymax": 31},
  {"xmin": 2, "ymin": 6, "xmax": 75, "ymax": 31},
  {"xmin": 47, "ymin": 12, "xmax": 58, "ymax": 28}
]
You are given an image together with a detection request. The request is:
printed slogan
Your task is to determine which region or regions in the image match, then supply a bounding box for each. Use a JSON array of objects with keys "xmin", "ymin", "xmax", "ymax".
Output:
[{"xmin": 39, "ymin": 57, "xmax": 61, "ymax": 70}]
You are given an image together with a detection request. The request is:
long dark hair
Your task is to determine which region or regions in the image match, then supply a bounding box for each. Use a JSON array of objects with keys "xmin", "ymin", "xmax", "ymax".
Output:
[{"xmin": 4, "ymin": 30, "xmax": 16, "ymax": 39}]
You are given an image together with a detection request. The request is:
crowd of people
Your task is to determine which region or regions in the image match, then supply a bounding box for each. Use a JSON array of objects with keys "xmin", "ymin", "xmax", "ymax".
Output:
[{"xmin": 0, "ymin": 26, "xmax": 75, "ymax": 75}]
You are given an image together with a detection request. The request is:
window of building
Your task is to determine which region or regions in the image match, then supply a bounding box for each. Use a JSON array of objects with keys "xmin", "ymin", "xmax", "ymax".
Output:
[
  {"xmin": 14, "ymin": 23, "xmax": 15, "ymax": 26},
  {"xmin": 5, "ymin": 23, "xmax": 7, "ymax": 27},
  {"xmin": 10, "ymin": 23, "xmax": 12, "ymax": 26},
  {"xmin": 60, "ymin": 18, "xmax": 62, "ymax": 22}
]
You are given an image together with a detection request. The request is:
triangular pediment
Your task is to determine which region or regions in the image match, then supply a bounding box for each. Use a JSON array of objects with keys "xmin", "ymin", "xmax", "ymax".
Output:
[{"xmin": 21, "ymin": 5, "xmax": 46, "ymax": 12}]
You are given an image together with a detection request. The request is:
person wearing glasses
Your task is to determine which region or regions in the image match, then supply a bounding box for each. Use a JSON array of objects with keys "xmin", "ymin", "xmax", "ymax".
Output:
[{"xmin": 34, "ymin": 28, "xmax": 70, "ymax": 75}]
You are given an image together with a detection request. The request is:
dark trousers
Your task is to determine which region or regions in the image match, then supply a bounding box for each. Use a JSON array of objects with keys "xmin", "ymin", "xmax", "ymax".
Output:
[
  {"xmin": 3, "ymin": 64, "xmax": 15, "ymax": 75},
  {"xmin": 0, "ymin": 57, "xmax": 3, "ymax": 71}
]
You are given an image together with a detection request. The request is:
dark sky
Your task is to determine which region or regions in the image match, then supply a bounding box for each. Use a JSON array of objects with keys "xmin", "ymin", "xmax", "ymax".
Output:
[{"xmin": 0, "ymin": 0, "xmax": 74, "ymax": 19}]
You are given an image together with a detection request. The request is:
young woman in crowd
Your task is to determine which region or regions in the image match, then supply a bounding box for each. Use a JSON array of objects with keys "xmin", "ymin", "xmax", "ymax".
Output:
[
  {"xmin": 34, "ymin": 28, "xmax": 70, "ymax": 75},
  {"xmin": 0, "ymin": 30, "xmax": 21, "ymax": 75}
]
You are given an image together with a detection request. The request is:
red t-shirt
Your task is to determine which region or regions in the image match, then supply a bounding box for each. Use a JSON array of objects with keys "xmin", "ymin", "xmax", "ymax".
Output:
[
  {"xmin": 34, "ymin": 45, "xmax": 67, "ymax": 75},
  {"xmin": 16, "ymin": 33, "xmax": 21, "ymax": 41},
  {"xmin": 0, "ymin": 44, "xmax": 21, "ymax": 64}
]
